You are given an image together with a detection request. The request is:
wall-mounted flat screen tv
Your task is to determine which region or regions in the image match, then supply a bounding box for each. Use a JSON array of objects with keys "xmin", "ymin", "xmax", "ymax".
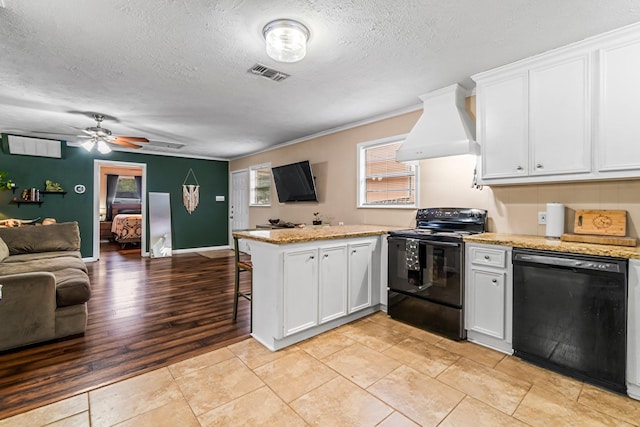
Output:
[{"xmin": 271, "ymin": 160, "xmax": 318, "ymax": 203}]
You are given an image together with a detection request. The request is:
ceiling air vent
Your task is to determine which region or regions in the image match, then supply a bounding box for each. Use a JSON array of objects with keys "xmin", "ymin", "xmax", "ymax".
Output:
[
  {"xmin": 248, "ymin": 63, "xmax": 290, "ymax": 82},
  {"xmin": 146, "ymin": 140, "xmax": 186, "ymax": 150}
]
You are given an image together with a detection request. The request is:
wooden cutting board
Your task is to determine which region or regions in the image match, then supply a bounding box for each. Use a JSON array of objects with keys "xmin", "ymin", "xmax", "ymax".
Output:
[
  {"xmin": 561, "ymin": 233, "xmax": 637, "ymax": 247},
  {"xmin": 573, "ymin": 209, "xmax": 627, "ymax": 236}
]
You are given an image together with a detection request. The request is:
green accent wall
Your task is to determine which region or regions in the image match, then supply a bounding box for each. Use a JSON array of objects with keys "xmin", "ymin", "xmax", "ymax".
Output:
[{"xmin": 0, "ymin": 138, "xmax": 229, "ymax": 257}]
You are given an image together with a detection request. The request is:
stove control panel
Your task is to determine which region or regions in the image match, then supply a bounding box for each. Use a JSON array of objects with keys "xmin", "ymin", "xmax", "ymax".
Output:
[{"xmin": 416, "ymin": 208, "xmax": 486, "ymax": 223}]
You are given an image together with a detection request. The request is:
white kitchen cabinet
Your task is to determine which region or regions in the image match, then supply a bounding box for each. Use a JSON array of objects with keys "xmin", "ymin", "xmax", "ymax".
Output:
[
  {"xmin": 250, "ymin": 235, "xmax": 382, "ymax": 351},
  {"xmin": 465, "ymin": 243, "xmax": 513, "ymax": 354},
  {"xmin": 628, "ymin": 259, "xmax": 640, "ymax": 401},
  {"xmin": 283, "ymin": 248, "xmax": 318, "ymax": 336},
  {"xmin": 477, "ymin": 73, "xmax": 528, "ymax": 179},
  {"xmin": 472, "ymin": 22, "xmax": 640, "ymax": 185},
  {"xmin": 596, "ymin": 33, "xmax": 640, "ymax": 174},
  {"xmin": 528, "ymin": 54, "xmax": 591, "ymax": 176},
  {"xmin": 474, "ymin": 52, "xmax": 591, "ymax": 184},
  {"xmin": 319, "ymin": 246, "xmax": 348, "ymax": 324},
  {"xmin": 348, "ymin": 241, "xmax": 373, "ymax": 313}
]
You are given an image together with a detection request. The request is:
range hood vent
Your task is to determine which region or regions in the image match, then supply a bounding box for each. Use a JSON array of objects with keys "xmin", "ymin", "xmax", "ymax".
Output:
[{"xmin": 396, "ymin": 84, "xmax": 478, "ymax": 162}]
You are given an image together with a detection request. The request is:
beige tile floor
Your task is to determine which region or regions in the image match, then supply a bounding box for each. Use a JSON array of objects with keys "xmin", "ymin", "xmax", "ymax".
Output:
[{"xmin": 3, "ymin": 312, "xmax": 640, "ymax": 426}]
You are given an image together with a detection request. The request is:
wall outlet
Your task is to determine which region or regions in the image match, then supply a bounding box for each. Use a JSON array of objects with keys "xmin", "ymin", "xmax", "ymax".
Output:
[{"xmin": 538, "ymin": 212, "xmax": 547, "ymax": 225}]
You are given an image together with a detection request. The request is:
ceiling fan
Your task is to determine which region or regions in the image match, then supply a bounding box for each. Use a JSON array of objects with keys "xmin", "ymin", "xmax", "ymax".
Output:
[{"xmin": 79, "ymin": 114, "xmax": 149, "ymax": 153}]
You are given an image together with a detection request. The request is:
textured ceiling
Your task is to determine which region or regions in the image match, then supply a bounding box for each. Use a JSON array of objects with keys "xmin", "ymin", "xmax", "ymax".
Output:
[{"xmin": 1, "ymin": 1, "xmax": 639, "ymax": 159}]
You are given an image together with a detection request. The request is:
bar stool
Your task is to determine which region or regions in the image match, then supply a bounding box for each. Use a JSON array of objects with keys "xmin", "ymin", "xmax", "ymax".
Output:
[{"xmin": 233, "ymin": 236, "xmax": 252, "ymax": 323}]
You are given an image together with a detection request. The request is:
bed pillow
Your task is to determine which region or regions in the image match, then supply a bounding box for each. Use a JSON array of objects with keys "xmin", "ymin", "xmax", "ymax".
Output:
[
  {"xmin": 0, "ymin": 237, "xmax": 9, "ymax": 262},
  {"xmin": 118, "ymin": 209, "xmax": 141, "ymax": 214}
]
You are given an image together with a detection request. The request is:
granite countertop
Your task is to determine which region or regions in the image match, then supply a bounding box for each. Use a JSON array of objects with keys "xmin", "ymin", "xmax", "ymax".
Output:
[
  {"xmin": 233, "ymin": 224, "xmax": 400, "ymax": 244},
  {"xmin": 464, "ymin": 233, "xmax": 640, "ymax": 259}
]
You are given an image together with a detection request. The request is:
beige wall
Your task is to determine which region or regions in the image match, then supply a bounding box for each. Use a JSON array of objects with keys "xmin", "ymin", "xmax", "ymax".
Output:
[{"xmin": 230, "ymin": 107, "xmax": 640, "ymax": 238}]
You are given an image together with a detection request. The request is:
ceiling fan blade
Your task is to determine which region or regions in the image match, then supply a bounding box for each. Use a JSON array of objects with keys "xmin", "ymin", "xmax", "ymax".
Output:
[
  {"xmin": 115, "ymin": 136, "xmax": 149, "ymax": 143},
  {"xmin": 113, "ymin": 139, "xmax": 144, "ymax": 149}
]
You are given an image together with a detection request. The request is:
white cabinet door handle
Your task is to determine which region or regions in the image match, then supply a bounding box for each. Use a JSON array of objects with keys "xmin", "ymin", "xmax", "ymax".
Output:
[
  {"xmin": 492, "ymin": 279, "xmax": 498, "ymax": 284},
  {"xmin": 309, "ymin": 255, "xmax": 315, "ymax": 260},
  {"xmin": 484, "ymin": 255, "xmax": 490, "ymax": 260},
  {"xmin": 536, "ymin": 163, "xmax": 544, "ymax": 169},
  {"xmin": 516, "ymin": 166, "xmax": 524, "ymax": 171},
  {"xmin": 323, "ymin": 254, "xmax": 329, "ymax": 258}
]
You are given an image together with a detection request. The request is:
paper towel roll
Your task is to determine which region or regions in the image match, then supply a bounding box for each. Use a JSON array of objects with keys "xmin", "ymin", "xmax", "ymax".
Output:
[{"xmin": 546, "ymin": 202, "xmax": 565, "ymax": 238}]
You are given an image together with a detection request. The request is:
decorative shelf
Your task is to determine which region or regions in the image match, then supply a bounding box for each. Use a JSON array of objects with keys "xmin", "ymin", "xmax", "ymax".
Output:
[
  {"xmin": 10, "ymin": 200, "xmax": 43, "ymax": 207},
  {"xmin": 41, "ymin": 190, "xmax": 67, "ymax": 198}
]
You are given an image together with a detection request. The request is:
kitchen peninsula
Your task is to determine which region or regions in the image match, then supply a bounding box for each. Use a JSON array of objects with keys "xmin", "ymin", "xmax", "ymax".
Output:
[{"xmin": 233, "ymin": 225, "xmax": 396, "ymax": 351}]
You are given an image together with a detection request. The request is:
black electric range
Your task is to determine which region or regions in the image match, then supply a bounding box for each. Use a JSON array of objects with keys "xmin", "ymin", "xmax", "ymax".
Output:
[{"xmin": 387, "ymin": 208, "xmax": 487, "ymax": 340}]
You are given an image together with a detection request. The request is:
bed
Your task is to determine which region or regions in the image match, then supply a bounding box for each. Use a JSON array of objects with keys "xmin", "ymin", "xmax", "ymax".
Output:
[{"xmin": 111, "ymin": 214, "xmax": 143, "ymax": 247}]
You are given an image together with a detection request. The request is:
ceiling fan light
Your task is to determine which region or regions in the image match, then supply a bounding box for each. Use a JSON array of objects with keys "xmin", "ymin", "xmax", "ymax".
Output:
[
  {"xmin": 97, "ymin": 139, "xmax": 112, "ymax": 154},
  {"xmin": 263, "ymin": 19, "xmax": 309, "ymax": 63},
  {"xmin": 81, "ymin": 139, "xmax": 95, "ymax": 152}
]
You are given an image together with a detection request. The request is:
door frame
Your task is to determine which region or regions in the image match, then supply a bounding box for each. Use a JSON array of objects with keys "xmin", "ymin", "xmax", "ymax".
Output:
[{"xmin": 93, "ymin": 159, "xmax": 148, "ymax": 260}]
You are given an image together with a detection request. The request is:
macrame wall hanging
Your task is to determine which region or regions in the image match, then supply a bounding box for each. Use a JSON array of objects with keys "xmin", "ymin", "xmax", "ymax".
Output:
[{"xmin": 182, "ymin": 168, "xmax": 200, "ymax": 214}]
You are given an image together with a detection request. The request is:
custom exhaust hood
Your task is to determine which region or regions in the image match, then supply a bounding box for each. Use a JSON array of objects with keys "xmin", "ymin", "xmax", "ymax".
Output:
[{"xmin": 396, "ymin": 83, "xmax": 479, "ymax": 162}]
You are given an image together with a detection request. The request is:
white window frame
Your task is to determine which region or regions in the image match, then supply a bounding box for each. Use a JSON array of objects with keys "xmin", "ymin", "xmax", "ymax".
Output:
[
  {"xmin": 249, "ymin": 162, "xmax": 272, "ymax": 207},
  {"xmin": 357, "ymin": 134, "xmax": 419, "ymax": 209}
]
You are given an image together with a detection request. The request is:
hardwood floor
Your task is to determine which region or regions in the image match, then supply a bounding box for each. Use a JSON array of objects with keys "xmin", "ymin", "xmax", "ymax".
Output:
[{"xmin": 0, "ymin": 243, "xmax": 251, "ymax": 420}]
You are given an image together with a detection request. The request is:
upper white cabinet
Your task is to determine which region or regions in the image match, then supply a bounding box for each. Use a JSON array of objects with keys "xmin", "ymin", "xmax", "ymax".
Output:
[
  {"xmin": 478, "ymin": 73, "xmax": 528, "ymax": 179},
  {"xmin": 597, "ymin": 34, "xmax": 640, "ymax": 174},
  {"xmin": 529, "ymin": 54, "xmax": 591, "ymax": 176},
  {"xmin": 474, "ymin": 22, "xmax": 640, "ymax": 185}
]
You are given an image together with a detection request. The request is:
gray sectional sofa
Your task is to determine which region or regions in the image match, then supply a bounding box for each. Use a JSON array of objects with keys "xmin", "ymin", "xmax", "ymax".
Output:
[{"xmin": 0, "ymin": 222, "xmax": 91, "ymax": 352}]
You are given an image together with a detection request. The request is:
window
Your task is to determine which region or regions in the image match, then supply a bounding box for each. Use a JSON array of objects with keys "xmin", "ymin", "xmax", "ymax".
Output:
[
  {"xmin": 250, "ymin": 163, "xmax": 272, "ymax": 206},
  {"xmin": 357, "ymin": 136, "xmax": 418, "ymax": 208},
  {"xmin": 113, "ymin": 175, "xmax": 140, "ymax": 203}
]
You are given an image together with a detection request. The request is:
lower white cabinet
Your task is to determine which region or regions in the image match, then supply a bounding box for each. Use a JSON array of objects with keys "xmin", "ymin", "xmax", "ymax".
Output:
[
  {"xmin": 465, "ymin": 243, "xmax": 513, "ymax": 354},
  {"xmin": 348, "ymin": 241, "xmax": 373, "ymax": 313},
  {"xmin": 319, "ymin": 246, "xmax": 348, "ymax": 324},
  {"xmin": 283, "ymin": 248, "xmax": 319, "ymax": 336},
  {"xmin": 280, "ymin": 238, "xmax": 376, "ymax": 338}
]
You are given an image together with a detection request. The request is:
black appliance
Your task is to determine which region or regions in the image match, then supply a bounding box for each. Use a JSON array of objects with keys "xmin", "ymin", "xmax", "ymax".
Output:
[
  {"xmin": 512, "ymin": 249, "xmax": 627, "ymax": 394},
  {"xmin": 271, "ymin": 160, "xmax": 318, "ymax": 202},
  {"xmin": 387, "ymin": 207, "xmax": 487, "ymax": 340}
]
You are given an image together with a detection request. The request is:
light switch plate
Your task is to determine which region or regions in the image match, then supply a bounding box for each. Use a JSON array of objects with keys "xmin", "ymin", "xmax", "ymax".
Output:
[{"xmin": 216, "ymin": 195, "xmax": 225, "ymax": 202}]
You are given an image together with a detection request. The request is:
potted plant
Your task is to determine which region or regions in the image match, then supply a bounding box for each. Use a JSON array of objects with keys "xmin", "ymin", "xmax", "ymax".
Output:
[
  {"xmin": 0, "ymin": 171, "xmax": 15, "ymax": 191},
  {"xmin": 313, "ymin": 212, "xmax": 322, "ymax": 225}
]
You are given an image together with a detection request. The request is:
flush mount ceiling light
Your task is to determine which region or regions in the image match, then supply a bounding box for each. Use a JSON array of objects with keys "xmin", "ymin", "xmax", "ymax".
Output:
[{"xmin": 262, "ymin": 19, "xmax": 310, "ymax": 63}]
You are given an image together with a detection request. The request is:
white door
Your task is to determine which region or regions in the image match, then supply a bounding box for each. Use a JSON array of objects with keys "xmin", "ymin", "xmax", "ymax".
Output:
[
  {"xmin": 478, "ymin": 73, "xmax": 529, "ymax": 179},
  {"xmin": 230, "ymin": 169, "xmax": 249, "ymax": 250},
  {"xmin": 597, "ymin": 37, "xmax": 640, "ymax": 172},
  {"xmin": 348, "ymin": 241, "xmax": 373, "ymax": 313},
  {"xmin": 283, "ymin": 249, "xmax": 318, "ymax": 336},
  {"xmin": 529, "ymin": 53, "xmax": 591, "ymax": 176},
  {"xmin": 467, "ymin": 268, "xmax": 505, "ymax": 339},
  {"xmin": 318, "ymin": 245, "xmax": 348, "ymax": 324}
]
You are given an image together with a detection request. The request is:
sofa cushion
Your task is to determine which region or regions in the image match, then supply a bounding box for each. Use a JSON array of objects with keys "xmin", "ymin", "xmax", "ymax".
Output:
[
  {"xmin": 0, "ymin": 222, "xmax": 81, "ymax": 255},
  {"xmin": 0, "ymin": 256, "xmax": 88, "ymax": 276},
  {"xmin": 0, "ymin": 237, "xmax": 8, "ymax": 262},
  {"xmin": 3, "ymin": 251, "xmax": 83, "ymax": 263},
  {"xmin": 53, "ymin": 268, "xmax": 91, "ymax": 307}
]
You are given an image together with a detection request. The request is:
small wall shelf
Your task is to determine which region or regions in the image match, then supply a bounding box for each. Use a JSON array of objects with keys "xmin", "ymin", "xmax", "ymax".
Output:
[
  {"xmin": 41, "ymin": 190, "xmax": 67, "ymax": 198},
  {"xmin": 10, "ymin": 200, "xmax": 43, "ymax": 208}
]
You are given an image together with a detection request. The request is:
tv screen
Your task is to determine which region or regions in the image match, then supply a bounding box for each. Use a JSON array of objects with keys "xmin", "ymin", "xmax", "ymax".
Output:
[{"xmin": 272, "ymin": 160, "xmax": 318, "ymax": 203}]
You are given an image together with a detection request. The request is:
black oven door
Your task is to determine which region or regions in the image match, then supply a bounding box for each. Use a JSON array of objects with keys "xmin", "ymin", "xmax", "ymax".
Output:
[{"xmin": 388, "ymin": 236, "xmax": 462, "ymax": 307}]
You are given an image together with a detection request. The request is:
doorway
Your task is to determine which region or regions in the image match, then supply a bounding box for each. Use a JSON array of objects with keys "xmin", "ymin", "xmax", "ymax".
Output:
[
  {"xmin": 93, "ymin": 160, "xmax": 147, "ymax": 260},
  {"xmin": 230, "ymin": 169, "xmax": 249, "ymax": 251}
]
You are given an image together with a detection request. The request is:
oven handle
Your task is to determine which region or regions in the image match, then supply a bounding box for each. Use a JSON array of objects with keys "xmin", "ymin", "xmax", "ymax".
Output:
[{"xmin": 424, "ymin": 241, "xmax": 460, "ymax": 248}]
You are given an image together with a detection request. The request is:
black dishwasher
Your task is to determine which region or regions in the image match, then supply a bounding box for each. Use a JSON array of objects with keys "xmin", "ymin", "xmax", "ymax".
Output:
[{"xmin": 512, "ymin": 248, "xmax": 627, "ymax": 394}]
